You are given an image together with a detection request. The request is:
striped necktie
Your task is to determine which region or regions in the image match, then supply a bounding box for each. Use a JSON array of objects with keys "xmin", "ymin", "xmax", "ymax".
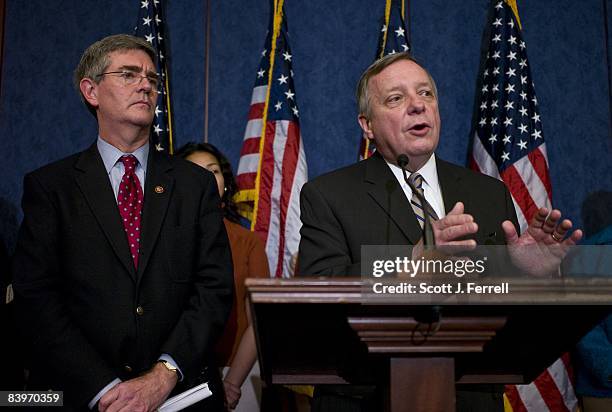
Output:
[{"xmin": 409, "ymin": 173, "xmax": 439, "ymax": 229}]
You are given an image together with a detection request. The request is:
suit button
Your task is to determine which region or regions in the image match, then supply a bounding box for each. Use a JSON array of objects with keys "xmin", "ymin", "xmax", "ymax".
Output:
[
  {"xmin": 124, "ymin": 365, "xmax": 133, "ymax": 373},
  {"xmin": 136, "ymin": 306, "xmax": 144, "ymax": 315}
]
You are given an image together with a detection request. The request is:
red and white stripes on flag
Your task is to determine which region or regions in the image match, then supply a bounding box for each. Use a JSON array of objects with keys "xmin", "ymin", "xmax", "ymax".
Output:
[
  {"xmin": 236, "ymin": 85, "xmax": 267, "ymax": 193},
  {"xmin": 235, "ymin": 0, "xmax": 307, "ymax": 278},
  {"xmin": 471, "ymin": 134, "xmax": 552, "ymax": 233},
  {"xmin": 504, "ymin": 353, "xmax": 578, "ymax": 412}
]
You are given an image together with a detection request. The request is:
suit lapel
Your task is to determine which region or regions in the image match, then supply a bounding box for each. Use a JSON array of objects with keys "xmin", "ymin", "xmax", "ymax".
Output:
[
  {"xmin": 436, "ymin": 157, "xmax": 465, "ymax": 215},
  {"xmin": 365, "ymin": 153, "xmax": 423, "ymax": 245},
  {"xmin": 137, "ymin": 147, "xmax": 174, "ymax": 279},
  {"xmin": 74, "ymin": 144, "xmax": 137, "ymax": 280}
]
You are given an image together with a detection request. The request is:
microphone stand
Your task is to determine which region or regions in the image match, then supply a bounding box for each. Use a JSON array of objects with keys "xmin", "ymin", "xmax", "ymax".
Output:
[{"xmin": 397, "ymin": 155, "xmax": 441, "ymax": 325}]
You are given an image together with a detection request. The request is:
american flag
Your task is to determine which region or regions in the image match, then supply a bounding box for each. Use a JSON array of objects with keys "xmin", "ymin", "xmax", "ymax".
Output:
[
  {"xmin": 469, "ymin": 0, "xmax": 552, "ymax": 233},
  {"xmin": 359, "ymin": 0, "xmax": 411, "ymax": 160},
  {"xmin": 470, "ymin": 2, "xmax": 576, "ymax": 411},
  {"xmin": 505, "ymin": 353, "xmax": 578, "ymax": 412},
  {"xmin": 135, "ymin": 0, "xmax": 174, "ymax": 153},
  {"xmin": 235, "ymin": 1, "xmax": 308, "ymax": 278}
]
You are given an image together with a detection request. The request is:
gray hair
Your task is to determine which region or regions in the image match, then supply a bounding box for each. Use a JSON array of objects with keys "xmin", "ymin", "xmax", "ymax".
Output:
[
  {"xmin": 356, "ymin": 52, "xmax": 438, "ymax": 119},
  {"xmin": 74, "ymin": 34, "xmax": 156, "ymax": 116}
]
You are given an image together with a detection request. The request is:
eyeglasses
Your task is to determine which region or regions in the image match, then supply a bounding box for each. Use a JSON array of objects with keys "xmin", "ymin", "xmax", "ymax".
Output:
[{"xmin": 97, "ymin": 70, "xmax": 160, "ymax": 89}]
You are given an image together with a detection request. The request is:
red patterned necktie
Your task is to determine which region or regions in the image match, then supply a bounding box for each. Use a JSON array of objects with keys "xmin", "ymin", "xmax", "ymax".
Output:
[{"xmin": 117, "ymin": 155, "xmax": 143, "ymax": 268}]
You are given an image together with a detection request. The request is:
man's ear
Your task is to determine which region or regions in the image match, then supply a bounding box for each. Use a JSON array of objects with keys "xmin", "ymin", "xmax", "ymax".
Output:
[
  {"xmin": 79, "ymin": 78, "xmax": 99, "ymax": 109},
  {"xmin": 358, "ymin": 114, "xmax": 374, "ymax": 140}
]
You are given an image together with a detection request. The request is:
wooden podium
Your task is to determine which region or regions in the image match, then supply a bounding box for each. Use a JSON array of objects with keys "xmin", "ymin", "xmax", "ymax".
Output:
[{"xmin": 247, "ymin": 277, "xmax": 612, "ymax": 412}]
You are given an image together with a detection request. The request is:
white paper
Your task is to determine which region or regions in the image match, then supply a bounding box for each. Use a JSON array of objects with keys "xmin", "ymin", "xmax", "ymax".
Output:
[{"xmin": 158, "ymin": 382, "xmax": 212, "ymax": 412}]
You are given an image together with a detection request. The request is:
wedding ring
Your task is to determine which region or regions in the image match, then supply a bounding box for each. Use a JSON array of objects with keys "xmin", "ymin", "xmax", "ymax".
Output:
[{"xmin": 551, "ymin": 232, "xmax": 563, "ymax": 242}]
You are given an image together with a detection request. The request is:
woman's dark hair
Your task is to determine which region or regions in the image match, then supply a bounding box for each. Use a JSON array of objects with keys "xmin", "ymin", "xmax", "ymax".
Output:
[{"xmin": 175, "ymin": 142, "xmax": 241, "ymax": 224}]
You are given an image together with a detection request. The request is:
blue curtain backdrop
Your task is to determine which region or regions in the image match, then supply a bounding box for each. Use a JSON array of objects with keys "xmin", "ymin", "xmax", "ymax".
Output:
[{"xmin": 1, "ymin": 0, "xmax": 610, "ymax": 251}]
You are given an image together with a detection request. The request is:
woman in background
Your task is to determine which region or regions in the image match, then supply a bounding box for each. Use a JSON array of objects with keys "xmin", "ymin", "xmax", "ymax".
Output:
[{"xmin": 176, "ymin": 142, "xmax": 270, "ymax": 411}]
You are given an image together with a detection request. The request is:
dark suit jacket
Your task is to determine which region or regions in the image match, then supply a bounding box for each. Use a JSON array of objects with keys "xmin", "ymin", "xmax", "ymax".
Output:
[
  {"xmin": 11, "ymin": 143, "xmax": 234, "ymax": 408},
  {"xmin": 1, "ymin": 240, "xmax": 25, "ymax": 390},
  {"xmin": 298, "ymin": 152, "xmax": 519, "ymax": 276}
]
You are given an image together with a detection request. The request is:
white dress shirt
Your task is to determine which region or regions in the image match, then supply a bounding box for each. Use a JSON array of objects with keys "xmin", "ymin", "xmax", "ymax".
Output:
[{"xmin": 385, "ymin": 154, "xmax": 446, "ymax": 219}]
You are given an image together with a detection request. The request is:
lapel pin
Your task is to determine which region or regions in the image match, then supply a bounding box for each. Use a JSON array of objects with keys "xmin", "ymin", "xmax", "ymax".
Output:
[{"xmin": 154, "ymin": 185, "xmax": 165, "ymax": 194}]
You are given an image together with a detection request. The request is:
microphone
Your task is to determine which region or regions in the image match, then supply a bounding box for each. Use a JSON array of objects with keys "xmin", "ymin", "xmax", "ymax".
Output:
[{"xmin": 397, "ymin": 154, "xmax": 436, "ymax": 247}]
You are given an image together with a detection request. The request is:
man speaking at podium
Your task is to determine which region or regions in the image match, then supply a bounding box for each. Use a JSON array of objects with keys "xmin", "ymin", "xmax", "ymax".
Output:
[
  {"xmin": 297, "ymin": 52, "xmax": 582, "ymax": 411},
  {"xmin": 11, "ymin": 35, "xmax": 233, "ymax": 411}
]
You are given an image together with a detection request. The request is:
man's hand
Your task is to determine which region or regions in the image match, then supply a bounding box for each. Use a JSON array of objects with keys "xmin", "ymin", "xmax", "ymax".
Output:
[
  {"xmin": 502, "ymin": 207, "xmax": 583, "ymax": 277},
  {"xmin": 223, "ymin": 379, "xmax": 242, "ymax": 410},
  {"xmin": 411, "ymin": 202, "xmax": 478, "ymax": 264},
  {"xmin": 431, "ymin": 202, "xmax": 478, "ymax": 247},
  {"xmin": 98, "ymin": 362, "xmax": 178, "ymax": 412}
]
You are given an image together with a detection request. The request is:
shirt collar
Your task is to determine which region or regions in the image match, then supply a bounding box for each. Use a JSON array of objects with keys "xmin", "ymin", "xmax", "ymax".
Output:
[
  {"xmin": 97, "ymin": 137, "xmax": 149, "ymax": 174},
  {"xmin": 386, "ymin": 154, "xmax": 439, "ymax": 189}
]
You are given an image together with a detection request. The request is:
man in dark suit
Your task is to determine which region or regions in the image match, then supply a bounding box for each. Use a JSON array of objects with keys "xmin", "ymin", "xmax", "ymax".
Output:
[
  {"xmin": 11, "ymin": 34, "xmax": 233, "ymax": 411},
  {"xmin": 297, "ymin": 52, "xmax": 582, "ymax": 411},
  {"xmin": 299, "ymin": 51, "xmax": 581, "ymax": 279}
]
